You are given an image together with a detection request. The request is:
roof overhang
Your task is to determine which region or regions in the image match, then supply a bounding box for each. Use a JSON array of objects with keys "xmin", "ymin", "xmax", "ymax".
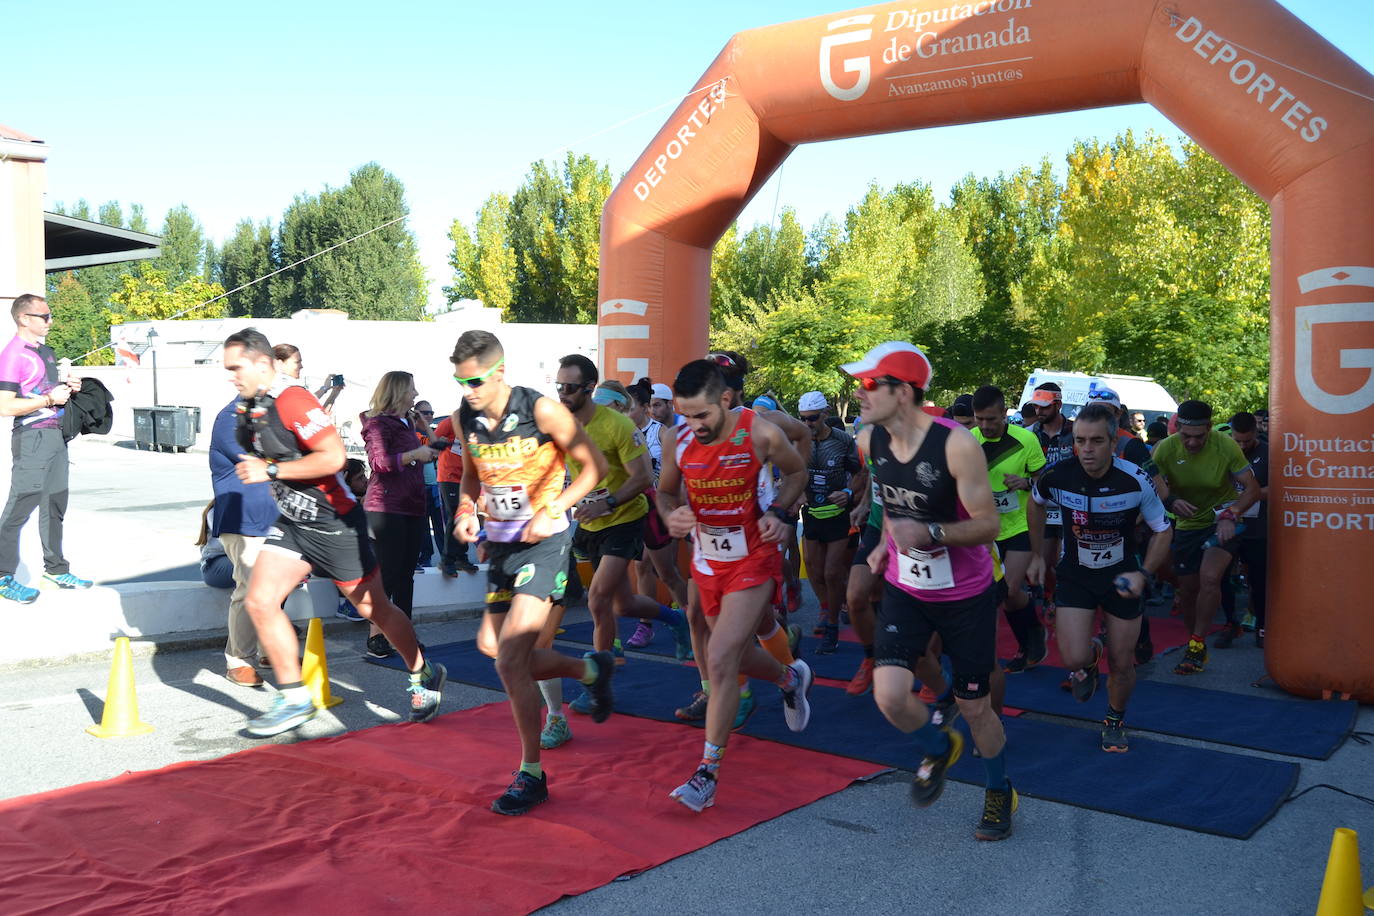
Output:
[{"xmin": 44, "ymin": 212, "xmax": 161, "ymax": 272}]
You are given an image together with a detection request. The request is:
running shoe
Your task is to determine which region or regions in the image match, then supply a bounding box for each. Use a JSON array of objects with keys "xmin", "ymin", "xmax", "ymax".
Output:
[
  {"xmin": 974, "ymin": 783, "xmax": 1018, "ymax": 841},
  {"xmin": 667, "ymin": 617, "xmax": 694, "ymax": 661},
  {"xmin": 626, "ymin": 621, "xmax": 655, "ymax": 648},
  {"xmin": 787, "ymin": 624, "xmax": 802, "ymax": 659},
  {"xmin": 1069, "ymin": 638, "xmax": 1102, "ymax": 703},
  {"xmin": 456, "ymin": 558, "xmax": 480, "ymax": 574},
  {"xmin": 817, "ymin": 624, "xmax": 839, "ymax": 655},
  {"xmin": 675, "ymin": 690, "xmax": 709, "ymax": 721},
  {"xmin": 245, "ymin": 694, "xmax": 317, "ymax": 737},
  {"xmin": 569, "ymin": 689, "xmax": 594, "ymax": 716},
  {"xmin": 43, "ymin": 572, "xmax": 92, "ymax": 589},
  {"xmin": 540, "ymin": 713, "xmax": 572, "ymax": 749},
  {"xmin": 839, "ymin": 608, "xmax": 851, "ymax": 626},
  {"xmin": 669, "ymin": 767, "xmax": 717, "ymax": 813},
  {"xmin": 846, "ymin": 658, "xmax": 875, "ymax": 696},
  {"xmin": 335, "ymin": 598, "xmax": 365, "ymax": 621},
  {"xmin": 492, "ymin": 770, "xmax": 549, "ymax": 816},
  {"xmin": 611, "ymin": 639, "xmax": 626, "ymax": 667},
  {"xmin": 786, "ymin": 581, "xmax": 802, "ymax": 614},
  {"xmin": 780, "ymin": 659, "xmax": 814, "ymax": 732},
  {"xmin": 407, "ymin": 662, "xmax": 447, "ymax": 723},
  {"xmin": 365, "ymin": 634, "xmax": 395, "ymax": 659},
  {"xmin": 584, "ymin": 650, "xmax": 616, "ymax": 723},
  {"xmin": 440, "ymin": 561, "xmax": 458, "ymax": 578},
  {"xmin": 1240, "ymin": 612, "xmax": 1256, "ymax": 632},
  {"xmin": 0, "ymin": 576, "xmax": 39, "ymax": 605},
  {"xmin": 930, "ymin": 695, "xmax": 960, "ymax": 729},
  {"xmin": 1174, "ymin": 639, "xmax": 1208, "ymax": 675},
  {"xmin": 732, "ymin": 692, "xmax": 756, "ymax": 730},
  {"xmin": 1214, "ymin": 623, "xmax": 1243, "ymax": 649},
  {"xmin": 916, "ymin": 684, "xmax": 939, "ymax": 704},
  {"xmin": 1101, "ymin": 719, "xmax": 1129, "ymax": 753},
  {"xmin": 225, "ymin": 666, "xmax": 264, "ymax": 687},
  {"xmin": 910, "ymin": 728, "xmax": 963, "ymax": 807}
]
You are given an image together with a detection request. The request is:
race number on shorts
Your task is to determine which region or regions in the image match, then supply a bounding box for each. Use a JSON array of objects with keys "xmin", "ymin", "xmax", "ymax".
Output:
[
  {"xmin": 899, "ymin": 546, "xmax": 955, "ymax": 590},
  {"xmin": 697, "ymin": 524, "xmax": 746, "ymax": 562}
]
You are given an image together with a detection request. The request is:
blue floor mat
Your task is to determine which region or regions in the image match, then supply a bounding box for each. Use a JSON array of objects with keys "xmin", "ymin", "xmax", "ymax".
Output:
[
  {"xmin": 555, "ymin": 618, "xmax": 867, "ymax": 681},
  {"xmin": 1003, "ymin": 664, "xmax": 1355, "ymax": 760},
  {"xmin": 368, "ymin": 642, "xmax": 1298, "ymax": 839}
]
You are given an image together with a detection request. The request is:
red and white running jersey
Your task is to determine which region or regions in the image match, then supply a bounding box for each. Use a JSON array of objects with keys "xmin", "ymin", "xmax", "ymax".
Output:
[{"xmin": 676, "ymin": 408, "xmax": 777, "ymax": 576}]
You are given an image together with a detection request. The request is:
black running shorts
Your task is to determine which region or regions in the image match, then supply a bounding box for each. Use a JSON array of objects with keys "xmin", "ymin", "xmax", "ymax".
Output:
[
  {"xmin": 262, "ymin": 507, "xmax": 376, "ymax": 588},
  {"xmin": 875, "ymin": 580, "xmax": 998, "ymax": 699},
  {"xmin": 1172, "ymin": 524, "xmax": 1241, "ymax": 576},
  {"xmin": 852, "ymin": 524, "xmax": 882, "ymax": 567},
  {"xmin": 485, "ymin": 526, "xmax": 573, "ymax": 612},
  {"xmin": 1054, "ymin": 569, "xmax": 1144, "ymax": 620},
  {"xmin": 572, "ymin": 516, "xmax": 646, "ymax": 567},
  {"xmin": 802, "ymin": 507, "xmax": 851, "ymax": 543}
]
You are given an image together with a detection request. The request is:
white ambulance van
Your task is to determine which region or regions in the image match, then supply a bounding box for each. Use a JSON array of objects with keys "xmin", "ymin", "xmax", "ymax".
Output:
[{"xmin": 1016, "ymin": 370, "xmax": 1178, "ymax": 426}]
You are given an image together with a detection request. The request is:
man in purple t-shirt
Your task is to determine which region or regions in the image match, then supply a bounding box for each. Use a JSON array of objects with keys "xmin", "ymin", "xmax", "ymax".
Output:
[{"xmin": 0, "ymin": 294, "xmax": 92, "ymax": 603}]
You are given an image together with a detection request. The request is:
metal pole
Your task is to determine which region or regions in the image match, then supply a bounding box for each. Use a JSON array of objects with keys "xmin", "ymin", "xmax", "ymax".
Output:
[{"xmin": 151, "ymin": 348, "xmax": 159, "ymax": 407}]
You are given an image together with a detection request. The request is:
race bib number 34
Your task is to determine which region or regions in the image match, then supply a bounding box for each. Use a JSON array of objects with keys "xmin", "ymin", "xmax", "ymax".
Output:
[
  {"xmin": 899, "ymin": 547, "xmax": 955, "ymax": 590},
  {"xmin": 992, "ymin": 490, "xmax": 1018, "ymax": 514},
  {"xmin": 698, "ymin": 524, "xmax": 747, "ymax": 562}
]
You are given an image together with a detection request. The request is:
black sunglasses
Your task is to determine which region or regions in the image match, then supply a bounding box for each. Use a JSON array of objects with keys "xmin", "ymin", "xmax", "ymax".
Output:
[
  {"xmin": 554, "ymin": 382, "xmax": 591, "ymax": 394},
  {"xmin": 25, "ymin": 312, "xmax": 53, "ymax": 322},
  {"xmin": 799, "ymin": 413, "xmax": 823, "ymax": 422}
]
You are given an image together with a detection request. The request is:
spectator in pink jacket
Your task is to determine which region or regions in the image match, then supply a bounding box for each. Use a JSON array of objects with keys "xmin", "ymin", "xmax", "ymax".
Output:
[{"xmin": 360, "ymin": 371, "xmax": 436, "ymax": 659}]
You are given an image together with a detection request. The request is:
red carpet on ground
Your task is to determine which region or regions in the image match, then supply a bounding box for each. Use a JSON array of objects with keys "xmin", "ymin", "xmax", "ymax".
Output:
[{"xmin": 0, "ymin": 703, "xmax": 875, "ymax": 916}]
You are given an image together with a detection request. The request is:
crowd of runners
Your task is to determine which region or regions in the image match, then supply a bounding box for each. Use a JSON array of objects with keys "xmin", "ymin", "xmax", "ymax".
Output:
[{"xmin": 222, "ymin": 326, "xmax": 1268, "ymax": 840}]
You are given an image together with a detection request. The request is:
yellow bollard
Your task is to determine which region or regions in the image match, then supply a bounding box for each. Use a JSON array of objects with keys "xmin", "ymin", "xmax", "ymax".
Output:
[
  {"xmin": 86, "ymin": 637, "xmax": 154, "ymax": 738},
  {"xmin": 301, "ymin": 617, "xmax": 343, "ymax": 710},
  {"xmin": 1316, "ymin": 828, "xmax": 1366, "ymax": 916}
]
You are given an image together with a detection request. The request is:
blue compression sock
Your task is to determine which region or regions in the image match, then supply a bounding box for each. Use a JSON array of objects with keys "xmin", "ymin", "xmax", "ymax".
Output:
[
  {"xmin": 983, "ymin": 747, "xmax": 1009, "ymax": 790},
  {"xmin": 913, "ymin": 720, "xmax": 951, "ymax": 757}
]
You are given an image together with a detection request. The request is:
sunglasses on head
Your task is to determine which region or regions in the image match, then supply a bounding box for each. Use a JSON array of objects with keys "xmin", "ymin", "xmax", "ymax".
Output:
[
  {"xmin": 857, "ymin": 375, "xmax": 907, "ymax": 391},
  {"xmin": 453, "ymin": 358, "xmax": 504, "ymax": 388},
  {"xmin": 707, "ymin": 352, "xmax": 737, "ymax": 369}
]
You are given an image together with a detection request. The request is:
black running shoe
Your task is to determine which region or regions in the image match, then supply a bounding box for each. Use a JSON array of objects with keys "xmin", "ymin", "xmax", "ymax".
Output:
[
  {"xmin": 1026, "ymin": 624, "xmax": 1047, "ymax": 666},
  {"xmin": 930, "ymin": 695, "xmax": 960, "ymax": 729},
  {"xmin": 1214, "ymin": 623, "xmax": 1242, "ymax": 649},
  {"xmin": 1101, "ymin": 719, "xmax": 1129, "ymax": 753},
  {"xmin": 365, "ymin": 634, "xmax": 395, "ymax": 659},
  {"xmin": 910, "ymin": 728, "xmax": 963, "ymax": 808},
  {"xmin": 491, "ymin": 770, "xmax": 549, "ymax": 815},
  {"xmin": 817, "ymin": 624, "xmax": 839, "ymax": 655},
  {"xmin": 974, "ymin": 783, "xmax": 1018, "ymax": 841},
  {"xmin": 1069, "ymin": 638, "xmax": 1102, "ymax": 703},
  {"xmin": 584, "ymin": 650, "xmax": 615, "ymax": 723}
]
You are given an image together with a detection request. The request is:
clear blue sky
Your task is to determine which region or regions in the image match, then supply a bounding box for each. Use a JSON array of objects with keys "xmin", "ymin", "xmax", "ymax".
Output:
[{"xmin": 8, "ymin": 0, "xmax": 1372, "ymax": 309}]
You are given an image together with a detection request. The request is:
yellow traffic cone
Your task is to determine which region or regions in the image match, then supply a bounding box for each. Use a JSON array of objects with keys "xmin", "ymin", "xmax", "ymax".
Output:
[
  {"xmin": 86, "ymin": 636, "xmax": 154, "ymax": 738},
  {"xmin": 301, "ymin": 617, "xmax": 343, "ymax": 709},
  {"xmin": 1316, "ymin": 828, "xmax": 1365, "ymax": 916}
]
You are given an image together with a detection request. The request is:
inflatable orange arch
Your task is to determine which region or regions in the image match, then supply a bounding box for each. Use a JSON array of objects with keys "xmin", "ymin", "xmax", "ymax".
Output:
[{"xmin": 597, "ymin": 0, "xmax": 1374, "ymax": 702}]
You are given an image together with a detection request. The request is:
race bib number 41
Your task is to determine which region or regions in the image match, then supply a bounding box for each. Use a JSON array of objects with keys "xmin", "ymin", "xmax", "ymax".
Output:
[
  {"xmin": 898, "ymin": 547, "xmax": 955, "ymax": 590},
  {"xmin": 698, "ymin": 524, "xmax": 747, "ymax": 562}
]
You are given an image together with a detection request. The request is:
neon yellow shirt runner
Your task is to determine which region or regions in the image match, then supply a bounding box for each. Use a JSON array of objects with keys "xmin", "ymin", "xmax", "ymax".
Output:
[
  {"xmin": 1149, "ymin": 432, "xmax": 1251, "ymax": 531},
  {"xmin": 565, "ymin": 404, "xmax": 649, "ymax": 533},
  {"xmin": 972, "ymin": 423, "xmax": 1046, "ymax": 541}
]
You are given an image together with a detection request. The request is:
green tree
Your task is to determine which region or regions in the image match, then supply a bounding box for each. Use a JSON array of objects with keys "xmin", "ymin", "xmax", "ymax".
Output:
[
  {"xmin": 218, "ymin": 219, "xmax": 276, "ymax": 317},
  {"xmin": 710, "ymin": 208, "xmax": 809, "ymax": 328},
  {"xmin": 274, "ymin": 163, "xmax": 426, "ymax": 320},
  {"xmin": 446, "ymin": 194, "xmax": 517, "ymax": 317},
  {"xmin": 46, "ymin": 275, "xmax": 110, "ymax": 364},
  {"xmin": 106, "ymin": 268, "xmax": 227, "ymax": 324},
  {"xmin": 150, "ymin": 205, "xmax": 211, "ymax": 290}
]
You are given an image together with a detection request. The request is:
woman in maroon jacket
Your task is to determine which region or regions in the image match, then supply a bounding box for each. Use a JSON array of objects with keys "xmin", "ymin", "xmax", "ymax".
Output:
[{"xmin": 360, "ymin": 371, "xmax": 436, "ymax": 658}]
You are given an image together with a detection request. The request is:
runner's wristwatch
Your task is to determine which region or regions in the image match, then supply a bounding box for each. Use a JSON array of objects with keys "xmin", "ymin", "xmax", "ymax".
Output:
[
  {"xmin": 926, "ymin": 522, "xmax": 944, "ymax": 544},
  {"xmin": 605, "ymin": 493, "xmax": 619, "ymax": 509},
  {"xmin": 768, "ymin": 506, "xmax": 792, "ymax": 524},
  {"xmin": 266, "ymin": 463, "xmax": 279, "ymax": 481}
]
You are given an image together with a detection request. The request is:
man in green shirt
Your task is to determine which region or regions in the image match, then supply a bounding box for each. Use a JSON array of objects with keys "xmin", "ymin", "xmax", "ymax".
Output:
[
  {"xmin": 550, "ymin": 355, "xmax": 692, "ymax": 741},
  {"xmin": 972, "ymin": 385, "xmax": 1047, "ymax": 671},
  {"xmin": 1147, "ymin": 399, "xmax": 1260, "ymax": 675}
]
